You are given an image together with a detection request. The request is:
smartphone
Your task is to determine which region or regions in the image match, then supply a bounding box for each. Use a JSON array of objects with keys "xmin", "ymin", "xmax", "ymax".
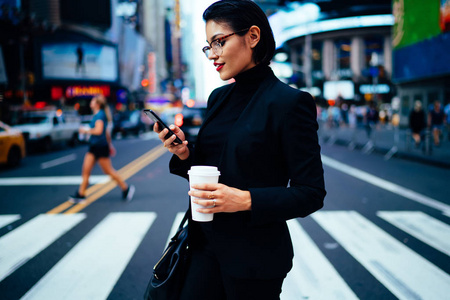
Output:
[{"xmin": 143, "ymin": 109, "xmax": 183, "ymax": 144}]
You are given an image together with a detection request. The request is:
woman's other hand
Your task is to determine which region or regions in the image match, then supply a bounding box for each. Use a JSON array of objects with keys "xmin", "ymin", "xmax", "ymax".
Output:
[
  {"xmin": 154, "ymin": 123, "xmax": 190, "ymax": 160},
  {"xmin": 188, "ymin": 183, "xmax": 252, "ymax": 214}
]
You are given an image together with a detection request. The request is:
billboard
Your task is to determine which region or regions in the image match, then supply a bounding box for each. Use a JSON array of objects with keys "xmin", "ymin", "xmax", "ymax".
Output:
[
  {"xmin": 392, "ymin": 0, "xmax": 450, "ymax": 82},
  {"xmin": 41, "ymin": 43, "xmax": 118, "ymax": 82}
]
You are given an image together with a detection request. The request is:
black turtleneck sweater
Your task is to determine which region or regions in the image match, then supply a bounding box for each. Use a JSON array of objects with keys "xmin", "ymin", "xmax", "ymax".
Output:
[{"xmin": 195, "ymin": 64, "xmax": 271, "ymax": 168}]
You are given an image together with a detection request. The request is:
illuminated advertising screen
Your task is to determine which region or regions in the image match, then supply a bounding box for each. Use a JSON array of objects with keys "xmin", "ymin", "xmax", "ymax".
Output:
[
  {"xmin": 41, "ymin": 43, "xmax": 118, "ymax": 82},
  {"xmin": 392, "ymin": 0, "xmax": 450, "ymax": 82},
  {"xmin": 324, "ymin": 80, "xmax": 355, "ymax": 100}
]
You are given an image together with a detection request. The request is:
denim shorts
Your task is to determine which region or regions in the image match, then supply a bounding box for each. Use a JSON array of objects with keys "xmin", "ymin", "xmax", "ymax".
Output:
[{"xmin": 431, "ymin": 124, "xmax": 443, "ymax": 131}]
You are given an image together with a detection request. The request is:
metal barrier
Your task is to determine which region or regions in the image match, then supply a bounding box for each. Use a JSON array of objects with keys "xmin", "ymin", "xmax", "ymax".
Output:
[
  {"xmin": 423, "ymin": 129, "xmax": 432, "ymax": 155},
  {"xmin": 384, "ymin": 126, "xmax": 399, "ymax": 160}
]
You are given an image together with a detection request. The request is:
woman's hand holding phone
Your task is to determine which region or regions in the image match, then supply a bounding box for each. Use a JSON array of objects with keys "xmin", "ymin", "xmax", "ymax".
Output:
[{"xmin": 154, "ymin": 123, "xmax": 190, "ymax": 160}]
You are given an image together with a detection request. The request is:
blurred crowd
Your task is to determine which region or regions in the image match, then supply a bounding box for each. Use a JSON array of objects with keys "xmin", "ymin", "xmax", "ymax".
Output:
[{"xmin": 317, "ymin": 99, "xmax": 450, "ymax": 148}]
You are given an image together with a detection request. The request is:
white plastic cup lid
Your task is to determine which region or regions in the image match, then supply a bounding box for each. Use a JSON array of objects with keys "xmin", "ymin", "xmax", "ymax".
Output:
[{"xmin": 188, "ymin": 166, "xmax": 221, "ymax": 176}]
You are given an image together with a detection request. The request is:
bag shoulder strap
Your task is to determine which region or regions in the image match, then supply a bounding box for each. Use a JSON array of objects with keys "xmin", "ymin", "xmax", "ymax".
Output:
[{"xmin": 179, "ymin": 211, "xmax": 189, "ymax": 231}]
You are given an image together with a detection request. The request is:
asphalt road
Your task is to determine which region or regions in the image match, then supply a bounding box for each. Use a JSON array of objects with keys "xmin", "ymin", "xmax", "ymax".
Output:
[{"xmin": 0, "ymin": 132, "xmax": 449, "ymax": 300}]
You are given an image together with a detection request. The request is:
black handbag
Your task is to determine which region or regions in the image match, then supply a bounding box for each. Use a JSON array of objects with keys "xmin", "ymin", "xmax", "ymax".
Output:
[{"xmin": 144, "ymin": 212, "xmax": 190, "ymax": 300}]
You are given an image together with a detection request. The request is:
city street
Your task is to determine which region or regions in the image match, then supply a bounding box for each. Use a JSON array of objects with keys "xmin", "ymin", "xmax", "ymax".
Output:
[{"xmin": 0, "ymin": 133, "xmax": 449, "ymax": 299}]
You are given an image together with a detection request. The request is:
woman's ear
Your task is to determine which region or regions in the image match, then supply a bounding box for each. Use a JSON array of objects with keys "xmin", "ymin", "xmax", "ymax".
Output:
[{"xmin": 247, "ymin": 25, "xmax": 261, "ymax": 49}]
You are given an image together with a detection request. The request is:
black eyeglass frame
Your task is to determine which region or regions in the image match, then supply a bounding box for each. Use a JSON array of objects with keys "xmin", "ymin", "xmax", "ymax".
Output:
[{"xmin": 202, "ymin": 28, "xmax": 250, "ymax": 58}]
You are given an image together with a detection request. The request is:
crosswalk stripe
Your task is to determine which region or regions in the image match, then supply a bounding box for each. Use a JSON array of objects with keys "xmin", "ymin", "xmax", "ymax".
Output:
[
  {"xmin": 0, "ymin": 175, "xmax": 110, "ymax": 186},
  {"xmin": 0, "ymin": 213, "xmax": 86, "ymax": 282},
  {"xmin": 378, "ymin": 211, "xmax": 450, "ymax": 257},
  {"xmin": 21, "ymin": 212, "xmax": 156, "ymax": 300},
  {"xmin": 313, "ymin": 211, "xmax": 450, "ymax": 300},
  {"xmin": 281, "ymin": 219, "xmax": 358, "ymax": 300},
  {"xmin": 165, "ymin": 212, "xmax": 186, "ymax": 249},
  {"xmin": 0, "ymin": 214, "xmax": 20, "ymax": 229}
]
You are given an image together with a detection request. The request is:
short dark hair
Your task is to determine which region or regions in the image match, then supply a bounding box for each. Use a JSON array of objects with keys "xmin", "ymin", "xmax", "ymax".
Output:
[{"xmin": 203, "ymin": 0, "xmax": 275, "ymax": 65}]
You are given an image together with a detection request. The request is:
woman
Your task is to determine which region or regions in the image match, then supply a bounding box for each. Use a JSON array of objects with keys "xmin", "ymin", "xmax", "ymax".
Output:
[
  {"xmin": 69, "ymin": 95, "xmax": 135, "ymax": 203},
  {"xmin": 409, "ymin": 100, "xmax": 426, "ymax": 147},
  {"xmin": 428, "ymin": 100, "xmax": 445, "ymax": 146},
  {"xmin": 155, "ymin": 1, "xmax": 325, "ymax": 299}
]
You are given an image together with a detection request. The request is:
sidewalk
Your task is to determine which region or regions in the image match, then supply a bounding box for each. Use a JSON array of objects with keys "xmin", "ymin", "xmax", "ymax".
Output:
[{"xmin": 318, "ymin": 121, "xmax": 450, "ymax": 169}]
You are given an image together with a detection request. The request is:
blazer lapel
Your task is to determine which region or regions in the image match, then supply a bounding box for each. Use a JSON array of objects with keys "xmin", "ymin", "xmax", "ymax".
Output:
[
  {"xmin": 200, "ymin": 83, "xmax": 235, "ymax": 132},
  {"xmin": 216, "ymin": 72, "xmax": 278, "ymax": 168}
]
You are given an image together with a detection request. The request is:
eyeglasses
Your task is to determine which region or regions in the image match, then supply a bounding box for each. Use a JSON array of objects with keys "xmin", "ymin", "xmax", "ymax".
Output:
[{"xmin": 202, "ymin": 28, "xmax": 249, "ymax": 58}]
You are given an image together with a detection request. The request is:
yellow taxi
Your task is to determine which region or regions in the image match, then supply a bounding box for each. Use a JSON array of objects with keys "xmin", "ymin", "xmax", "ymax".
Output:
[{"xmin": 0, "ymin": 121, "xmax": 26, "ymax": 167}]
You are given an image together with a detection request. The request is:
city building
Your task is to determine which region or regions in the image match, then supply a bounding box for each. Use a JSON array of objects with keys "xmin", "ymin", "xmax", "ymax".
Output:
[
  {"xmin": 0, "ymin": 0, "xmax": 175, "ymax": 122},
  {"xmin": 268, "ymin": 0, "xmax": 394, "ymax": 107}
]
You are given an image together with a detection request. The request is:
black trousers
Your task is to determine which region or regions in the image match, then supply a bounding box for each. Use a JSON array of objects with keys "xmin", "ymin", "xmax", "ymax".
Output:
[{"xmin": 179, "ymin": 243, "xmax": 285, "ymax": 300}]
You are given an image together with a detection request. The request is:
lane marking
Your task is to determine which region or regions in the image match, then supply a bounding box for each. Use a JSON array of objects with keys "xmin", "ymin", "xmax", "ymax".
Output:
[
  {"xmin": 45, "ymin": 144, "xmax": 166, "ymax": 214},
  {"xmin": 378, "ymin": 211, "xmax": 450, "ymax": 257},
  {"xmin": 321, "ymin": 155, "xmax": 450, "ymax": 215},
  {"xmin": 0, "ymin": 176, "xmax": 110, "ymax": 186},
  {"xmin": 62, "ymin": 145, "xmax": 167, "ymax": 214},
  {"xmin": 281, "ymin": 219, "xmax": 358, "ymax": 300},
  {"xmin": 0, "ymin": 215, "xmax": 21, "ymax": 229},
  {"xmin": 21, "ymin": 212, "xmax": 156, "ymax": 300},
  {"xmin": 46, "ymin": 202, "xmax": 74, "ymax": 215},
  {"xmin": 0, "ymin": 214, "xmax": 86, "ymax": 282},
  {"xmin": 313, "ymin": 211, "xmax": 450, "ymax": 300},
  {"xmin": 40, "ymin": 154, "xmax": 77, "ymax": 169}
]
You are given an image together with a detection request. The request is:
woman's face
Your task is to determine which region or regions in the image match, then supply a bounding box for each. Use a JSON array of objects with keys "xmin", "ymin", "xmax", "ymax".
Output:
[
  {"xmin": 90, "ymin": 98, "xmax": 99, "ymax": 111},
  {"xmin": 205, "ymin": 21, "xmax": 256, "ymax": 81}
]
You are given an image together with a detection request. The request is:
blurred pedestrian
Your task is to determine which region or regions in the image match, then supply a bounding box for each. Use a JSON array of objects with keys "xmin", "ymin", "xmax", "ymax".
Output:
[
  {"xmin": 444, "ymin": 100, "xmax": 450, "ymax": 141},
  {"xmin": 69, "ymin": 95, "xmax": 135, "ymax": 203},
  {"xmin": 355, "ymin": 105, "xmax": 365, "ymax": 128},
  {"xmin": 340, "ymin": 102, "xmax": 349, "ymax": 126},
  {"xmin": 364, "ymin": 101, "xmax": 379, "ymax": 139},
  {"xmin": 428, "ymin": 100, "xmax": 445, "ymax": 146},
  {"xmin": 348, "ymin": 105, "xmax": 357, "ymax": 128},
  {"xmin": 409, "ymin": 100, "xmax": 426, "ymax": 147},
  {"xmin": 75, "ymin": 44, "xmax": 85, "ymax": 74},
  {"xmin": 154, "ymin": 1, "xmax": 326, "ymax": 299}
]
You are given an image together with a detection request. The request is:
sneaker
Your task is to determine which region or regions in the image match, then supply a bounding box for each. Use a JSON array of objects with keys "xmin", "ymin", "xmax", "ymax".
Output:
[
  {"xmin": 69, "ymin": 191, "xmax": 86, "ymax": 204},
  {"xmin": 122, "ymin": 184, "xmax": 135, "ymax": 202}
]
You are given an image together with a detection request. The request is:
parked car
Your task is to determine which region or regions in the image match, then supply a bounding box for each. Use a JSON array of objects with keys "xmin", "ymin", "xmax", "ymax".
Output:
[
  {"xmin": 112, "ymin": 110, "xmax": 146, "ymax": 138},
  {"xmin": 12, "ymin": 110, "xmax": 81, "ymax": 152},
  {"xmin": 175, "ymin": 106, "xmax": 207, "ymax": 143},
  {"xmin": 0, "ymin": 121, "xmax": 26, "ymax": 167}
]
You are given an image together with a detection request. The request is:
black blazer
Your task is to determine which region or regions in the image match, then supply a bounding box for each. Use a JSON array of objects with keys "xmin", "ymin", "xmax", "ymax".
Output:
[{"xmin": 170, "ymin": 69, "xmax": 326, "ymax": 279}]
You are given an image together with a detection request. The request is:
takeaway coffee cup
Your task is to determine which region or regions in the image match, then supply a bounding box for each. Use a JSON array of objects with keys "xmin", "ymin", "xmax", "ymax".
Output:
[{"xmin": 188, "ymin": 166, "xmax": 221, "ymax": 222}]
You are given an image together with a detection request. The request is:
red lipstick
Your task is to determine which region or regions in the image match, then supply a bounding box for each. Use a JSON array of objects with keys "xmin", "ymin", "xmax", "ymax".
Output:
[{"xmin": 214, "ymin": 62, "xmax": 224, "ymax": 72}]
